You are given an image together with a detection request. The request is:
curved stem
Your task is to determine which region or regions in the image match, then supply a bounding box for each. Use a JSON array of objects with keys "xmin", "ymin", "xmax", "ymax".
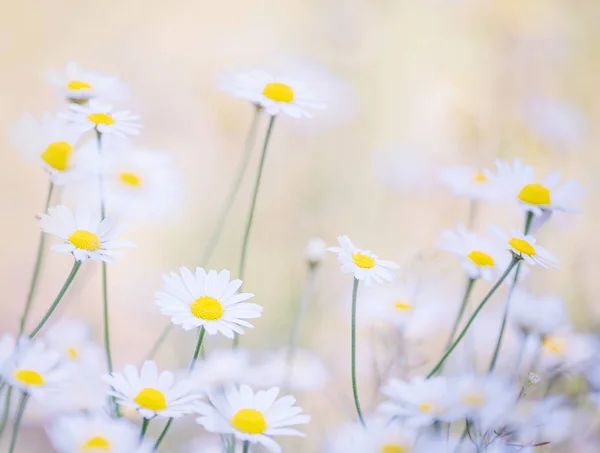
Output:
[
  {"xmin": 350, "ymin": 277, "xmax": 366, "ymax": 426},
  {"xmin": 0, "ymin": 386, "xmax": 13, "ymax": 438},
  {"xmin": 7, "ymin": 393, "xmax": 28, "ymax": 453},
  {"xmin": 19, "ymin": 181, "xmax": 54, "ymax": 336},
  {"xmin": 242, "ymin": 440, "xmax": 250, "ymax": 453},
  {"xmin": 427, "ymin": 257, "xmax": 520, "ymax": 379},
  {"xmin": 154, "ymin": 418, "xmax": 173, "ymax": 450},
  {"xmin": 444, "ymin": 278, "xmax": 476, "ymax": 352},
  {"xmin": 102, "ymin": 261, "xmax": 117, "ymax": 416},
  {"xmin": 139, "ymin": 418, "xmax": 150, "ymax": 442},
  {"xmin": 189, "ymin": 327, "xmax": 206, "ymax": 372},
  {"xmin": 29, "ymin": 261, "xmax": 82, "ymax": 338}
]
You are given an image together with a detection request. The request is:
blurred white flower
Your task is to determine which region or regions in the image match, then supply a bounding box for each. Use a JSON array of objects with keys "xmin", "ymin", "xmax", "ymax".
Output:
[
  {"xmin": 326, "ymin": 418, "xmax": 417, "ymax": 453},
  {"xmin": 304, "ymin": 237, "xmax": 327, "ymax": 265},
  {"xmin": 539, "ymin": 330, "xmax": 595, "ymax": 375},
  {"xmin": 38, "ymin": 205, "xmax": 135, "ymax": 263},
  {"xmin": 524, "ymin": 97, "xmax": 587, "ymax": 149},
  {"xmin": 43, "ymin": 318, "xmax": 104, "ymax": 370},
  {"xmin": 103, "ymin": 360, "xmax": 200, "ymax": 419},
  {"xmin": 373, "ymin": 143, "xmax": 438, "ymax": 193},
  {"xmin": 10, "ymin": 112, "xmax": 84, "ymax": 184},
  {"xmin": 328, "ymin": 235, "xmax": 399, "ymax": 286},
  {"xmin": 46, "ymin": 61, "xmax": 128, "ymax": 104},
  {"xmin": 509, "ymin": 291, "xmax": 566, "ymax": 336},
  {"xmin": 0, "ymin": 333, "xmax": 17, "ymax": 367},
  {"xmin": 440, "ymin": 164, "xmax": 498, "ymax": 201},
  {"xmin": 156, "ymin": 267, "xmax": 262, "ymax": 338},
  {"xmin": 190, "ymin": 348, "xmax": 250, "ymax": 394},
  {"xmin": 195, "ymin": 384, "xmax": 310, "ymax": 453},
  {"xmin": 488, "ymin": 225, "xmax": 559, "ymax": 269},
  {"xmin": 219, "ymin": 70, "xmax": 325, "ymax": 118},
  {"xmin": 184, "ymin": 435, "xmax": 242, "ymax": 453},
  {"xmin": 65, "ymin": 99, "xmax": 141, "ymax": 137}
]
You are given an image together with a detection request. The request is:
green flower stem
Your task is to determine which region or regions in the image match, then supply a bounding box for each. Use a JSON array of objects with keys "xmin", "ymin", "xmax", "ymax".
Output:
[
  {"xmin": 242, "ymin": 440, "xmax": 250, "ymax": 453},
  {"xmin": 144, "ymin": 324, "xmax": 173, "ymax": 362},
  {"xmin": 0, "ymin": 386, "xmax": 13, "ymax": 438},
  {"xmin": 7, "ymin": 392, "xmax": 28, "ymax": 453},
  {"xmin": 139, "ymin": 418, "xmax": 150, "ymax": 442},
  {"xmin": 189, "ymin": 327, "xmax": 206, "ymax": 372},
  {"xmin": 19, "ymin": 180, "xmax": 54, "ymax": 336},
  {"xmin": 444, "ymin": 278, "xmax": 476, "ymax": 353},
  {"xmin": 28, "ymin": 260, "xmax": 82, "ymax": 338},
  {"xmin": 154, "ymin": 418, "xmax": 173, "ymax": 450},
  {"xmin": 511, "ymin": 333, "xmax": 528, "ymax": 382},
  {"xmin": 233, "ymin": 115, "xmax": 276, "ymax": 348},
  {"xmin": 427, "ymin": 257, "xmax": 521, "ymax": 379},
  {"xmin": 350, "ymin": 277, "xmax": 366, "ymax": 427}
]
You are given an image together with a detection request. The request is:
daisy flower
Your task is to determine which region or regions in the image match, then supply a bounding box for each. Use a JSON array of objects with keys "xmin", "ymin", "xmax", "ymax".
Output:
[
  {"xmin": 327, "ymin": 418, "xmax": 417, "ymax": 453},
  {"xmin": 195, "ymin": 384, "xmax": 310, "ymax": 453},
  {"xmin": 66, "ymin": 99, "xmax": 141, "ymax": 137},
  {"xmin": 189, "ymin": 348, "xmax": 250, "ymax": 394},
  {"xmin": 539, "ymin": 330, "xmax": 595, "ymax": 375},
  {"xmin": 2, "ymin": 340, "xmax": 71, "ymax": 400},
  {"xmin": 219, "ymin": 70, "xmax": 325, "ymax": 118},
  {"xmin": 103, "ymin": 360, "xmax": 200, "ymax": 419},
  {"xmin": 10, "ymin": 112, "xmax": 84, "ymax": 184},
  {"xmin": 43, "ymin": 318, "xmax": 104, "ymax": 370},
  {"xmin": 0, "ymin": 333, "xmax": 16, "ymax": 367},
  {"xmin": 35, "ymin": 373, "xmax": 108, "ymax": 417},
  {"xmin": 155, "ymin": 267, "xmax": 262, "ymax": 338},
  {"xmin": 46, "ymin": 61, "xmax": 128, "ymax": 104},
  {"xmin": 38, "ymin": 205, "xmax": 135, "ymax": 263},
  {"xmin": 440, "ymin": 164, "xmax": 498, "ymax": 201},
  {"xmin": 304, "ymin": 237, "xmax": 327, "ymax": 266},
  {"xmin": 328, "ymin": 235, "xmax": 399, "ymax": 286},
  {"xmin": 490, "ymin": 158, "xmax": 583, "ymax": 216},
  {"xmin": 509, "ymin": 291, "xmax": 566, "ymax": 336},
  {"xmin": 489, "ymin": 225, "xmax": 559, "ymax": 269},
  {"xmin": 438, "ymin": 223, "xmax": 509, "ymax": 281},
  {"xmin": 47, "ymin": 413, "xmax": 152, "ymax": 453}
]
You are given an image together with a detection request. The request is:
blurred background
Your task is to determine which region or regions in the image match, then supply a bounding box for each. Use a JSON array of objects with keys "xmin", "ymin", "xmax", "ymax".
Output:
[{"xmin": 1, "ymin": 0, "xmax": 599, "ymax": 451}]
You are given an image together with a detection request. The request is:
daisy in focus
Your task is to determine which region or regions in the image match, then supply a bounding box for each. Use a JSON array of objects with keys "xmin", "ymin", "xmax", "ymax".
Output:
[
  {"xmin": 66, "ymin": 99, "xmax": 141, "ymax": 137},
  {"xmin": 38, "ymin": 205, "xmax": 135, "ymax": 263},
  {"xmin": 43, "ymin": 318, "xmax": 104, "ymax": 370},
  {"xmin": 155, "ymin": 267, "xmax": 262, "ymax": 338},
  {"xmin": 219, "ymin": 70, "xmax": 325, "ymax": 118},
  {"xmin": 489, "ymin": 225, "xmax": 559, "ymax": 269},
  {"xmin": 195, "ymin": 384, "xmax": 310, "ymax": 453},
  {"xmin": 47, "ymin": 413, "xmax": 152, "ymax": 453},
  {"xmin": 10, "ymin": 112, "xmax": 83, "ymax": 184},
  {"xmin": 491, "ymin": 158, "xmax": 583, "ymax": 216},
  {"xmin": 328, "ymin": 235, "xmax": 399, "ymax": 286},
  {"xmin": 440, "ymin": 164, "xmax": 498, "ymax": 201},
  {"xmin": 47, "ymin": 61, "xmax": 128, "ymax": 104},
  {"xmin": 103, "ymin": 360, "xmax": 200, "ymax": 419}
]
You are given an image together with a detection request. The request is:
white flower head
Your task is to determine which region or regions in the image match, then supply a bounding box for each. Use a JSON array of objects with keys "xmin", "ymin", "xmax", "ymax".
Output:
[
  {"xmin": 43, "ymin": 318, "xmax": 104, "ymax": 370},
  {"xmin": 440, "ymin": 164, "xmax": 498, "ymax": 201},
  {"xmin": 0, "ymin": 333, "xmax": 17, "ymax": 369},
  {"xmin": 304, "ymin": 237, "xmax": 327, "ymax": 265},
  {"xmin": 36, "ymin": 373, "xmax": 108, "ymax": 417},
  {"xmin": 510, "ymin": 290, "xmax": 566, "ymax": 336},
  {"xmin": 327, "ymin": 418, "xmax": 418, "ymax": 453},
  {"xmin": 195, "ymin": 384, "xmax": 310, "ymax": 453},
  {"xmin": 438, "ymin": 223, "xmax": 509, "ymax": 281},
  {"xmin": 10, "ymin": 112, "xmax": 84, "ymax": 184},
  {"xmin": 46, "ymin": 61, "xmax": 128, "ymax": 104},
  {"xmin": 219, "ymin": 70, "xmax": 325, "ymax": 118},
  {"xmin": 491, "ymin": 158, "xmax": 584, "ymax": 216},
  {"xmin": 65, "ymin": 99, "xmax": 141, "ymax": 138},
  {"xmin": 328, "ymin": 235, "xmax": 399, "ymax": 286},
  {"xmin": 488, "ymin": 225, "xmax": 559, "ymax": 269},
  {"xmin": 103, "ymin": 360, "xmax": 201, "ymax": 419},
  {"xmin": 47, "ymin": 413, "xmax": 152, "ymax": 453},
  {"xmin": 38, "ymin": 205, "xmax": 135, "ymax": 263},
  {"xmin": 539, "ymin": 330, "xmax": 596, "ymax": 375},
  {"xmin": 190, "ymin": 348, "xmax": 251, "ymax": 394},
  {"xmin": 156, "ymin": 267, "xmax": 262, "ymax": 338}
]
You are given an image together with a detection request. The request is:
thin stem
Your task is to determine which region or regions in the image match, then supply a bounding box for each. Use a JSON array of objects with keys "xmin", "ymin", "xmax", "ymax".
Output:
[
  {"xmin": 242, "ymin": 440, "xmax": 250, "ymax": 453},
  {"xmin": 154, "ymin": 418, "xmax": 173, "ymax": 450},
  {"xmin": 524, "ymin": 211, "xmax": 534, "ymax": 235},
  {"xmin": 467, "ymin": 199, "xmax": 479, "ymax": 229},
  {"xmin": 144, "ymin": 324, "xmax": 173, "ymax": 362},
  {"xmin": 139, "ymin": 418, "xmax": 150, "ymax": 442},
  {"xmin": 510, "ymin": 333, "xmax": 528, "ymax": 382},
  {"xmin": 350, "ymin": 277, "xmax": 366, "ymax": 427},
  {"xmin": 0, "ymin": 386, "xmax": 13, "ymax": 438},
  {"xmin": 96, "ymin": 130, "xmax": 106, "ymax": 219},
  {"xmin": 444, "ymin": 278, "xmax": 476, "ymax": 352},
  {"xmin": 233, "ymin": 115, "xmax": 276, "ymax": 348},
  {"xmin": 189, "ymin": 327, "xmax": 206, "ymax": 372},
  {"xmin": 29, "ymin": 261, "xmax": 82, "ymax": 338},
  {"xmin": 7, "ymin": 393, "xmax": 28, "ymax": 453},
  {"xmin": 427, "ymin": 257, "xmax": 521, "ymax": 379},
  {"xmin": 19, "ymin": 181, "xmax": 54, "ymax": 336}
]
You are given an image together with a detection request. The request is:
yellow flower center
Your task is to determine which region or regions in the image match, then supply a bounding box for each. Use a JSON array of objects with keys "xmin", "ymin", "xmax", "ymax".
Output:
[
  {"xmin": 461, "ymin": 392, "xmax": 485, "ymax": 406},
  {"xmin": 230, "ymin": 408, "xmax": 267, "ymax": 434},
  {"xmin": 473, "ymin": 171, "xmax": 488, "ymax": 182},
  {"xmin": 119, "ymin": 171, "xmax": 142, "ymax": 186},
  {"xmin": 381, "ymin": 444, "xmax": 408, "ymax": 453},
  {"xmin": 134, "ymin": 387, "xmax": 167, "ymax": 411},
  {"xmin": 418, "ymin": 401, "xmax": 434, "ymax": 412},
  {"xmin": 68, "ymin": 229, "xmax": 101, "ymax": 251},
  {"xmin": 518, "ymin": 183, "xmax": 551, "ymax": 205},
  {"xmin": 190, "ymin": 296, "xmax": 224, "ymax": 320},
  {"xmin": 87, "ymin": 113, "xmax": 115, "ymax": 125},
  {"xmin": 262, "ymin": 82, "xmax": 294, "ymax": 103},
  {"xmin": 542, "ymin": 336, "xmax": 565, "ymax": 355},
  {"xmin": 14, "ymin": 369, "xmax": 44, "ymax": 385},
  {"xmin": 393, "ymin": 300, "xmax": 412, "ymax": 311},
  {"xmin": 509, "ymin": 237, "xmax": 536, "ymax": 256},
  {"xmin": 81, "ymin": 436, "xmax": 110, "ymax": 450},
  {"xmin": 68, "ymin": 80, "xmax": 93, "ymax": 90},
  {"xmin": 67, "ymin": 347, "xmax": 78, "ymax": 359},
  {"xmin": 40, "ymin": 141, "xmax": 73, "ymax": 171},
  {"xmin": 468, "ymin": 250, "xmax": 495, "ymax": 267},
  {"xmin": 352, "ymin": 252, "xmax": 375, "ymax": 269}
]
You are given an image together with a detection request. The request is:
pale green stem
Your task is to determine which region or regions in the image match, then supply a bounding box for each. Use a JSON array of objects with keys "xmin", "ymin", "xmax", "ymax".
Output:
[
  {"xmin": 19, "ymin": 180, "xmax": 54, "ymax": 336},
  {"xmin": 350, "ymin": 277, "xmax": 366, "ymax": 426},
  {"xmin": 154, "ymin": 418, "xmax": 173, "ymax": 450},
  {"xmin": 242, "ymin": 440, "xmax": 250, "ymax": 453},
  {"xmin": 29, "ymin": 261, "xmax": 82, "ymax": 338},
  {"xmin": 0, "ymin": 386, "xmax": 13, "ymax": 438},
  {"xmin": 444, "ymin": 278, "xmax": 476, "ymax": 352},
  {"xmin": 189, "ymin": 327, "xmax": 206, "ymax": 372},
  {"xmin": 233, "ymin": 115, "xmax": 276, "ymax": 348},
  {"xmin": 511, "ymin": 333, "xmax": 528, "ymax": 382},
  {"xmin": 427, "ymin": 257, "xmax": 521, "ymax": 379},
  {"xmin": 139, "ymin": 418, "xmax": 150, "ymax": 442},
  {"xmin": 467, "ymin": 199, "xmax": 479, "ymax": 229},
  {"xmin": 7, "ymin": 393, "xmax": 28, "ymax": 453}
]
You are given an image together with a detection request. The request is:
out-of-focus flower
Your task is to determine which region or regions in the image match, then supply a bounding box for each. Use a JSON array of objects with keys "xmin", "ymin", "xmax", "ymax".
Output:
[
  {"xmin": 438, "ymin": 223, "xmax": 509, "ymax": 281},
  {"xmin": 43, "ymin": 318, "xmax": 104, "ymax": 370},
  {"xmin": 156, "ymin": 268, "xmax": 262, "ymax": 338},
  {"xmin": 509, "ymin": 291, "xmax": 566, "ymax": 336},
  {"xmin": 47, "ymin": 413, "xmax": 152, "ymax": 453},
  {"xmin": 524, "ymin": 97, "xmax": 587, "ymax": 149},
  {"xmin": 38, "ymin": 205, "xmax": 135, "ymax": 263},
  {"xmin": 304, "ymin": 237, "xmax": 327, "ymax": 266},
  {"xmin": 326, "ymin": 418, "xmax": 417, "ymax": 453},
  {"xmin": 373, "ymin": 143, "xmax": 438, "ymax": 193},
  {"xmin": 46, "ymin": 61, "xmax": 128, "ymax": 104},
  {"xmin": 489, "ymin": 225, "xmax": 559, "ymax": 269},
  {"xmin": 66, "ymin": 99, "xmax": 141, "ymax": 137},
  {"xmin": 0, "ymin": 333, "xmax": 16, "ymax": 367},
  {"xmin": 190, "ymin": 348, "xmax": 250, "ymax": 394},
  {"xmin": 328, "ymin": 235, "xmax": 399, "ymax": 286},
  {"xmin": 440, "ymin": 164, "xmax": 499, "ymax": 201},
  {"xmin": 10, "ymin": 112, "xmax": 84, "ymax": 184},
  {"xmin": 195, "ymin": 384, "xmax": 310, "ymax": 453},
  {"xmin": 218, "ymin": 70, "xmax": 325, "ymax": 118},
  {"xmin": 103, "ymin": 360, "xmax": 200, "ymax": 419},
  {"xmin": 539, "ymin": 330, "xmax": 595, "ymax": 374}
]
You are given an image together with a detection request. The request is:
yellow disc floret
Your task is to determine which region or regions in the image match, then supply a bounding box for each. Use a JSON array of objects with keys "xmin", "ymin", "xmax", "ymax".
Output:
[
  {"xmin": 518, "ymin": 183, "xmax": 550, "ymax": 205},
  {"xmin": 230, "ymin": 408, "xmax": 267, "ymax": 434},
  {"xmin": 262, "ymin": 82, "xmax": 294, "ymax": 103},
  {"xmin": 352, "ymin": 252, "xmax": 376, "ymax": 269},
  {"xmin": 41, "ymin": 141, "xmax": 73, "ymax": 171},
  {"xmin": 191, "ymin": 296, "xmax": 224, "ymax": 320},
  {"xmin": 134, "ymin": 387, "xmax": 167, "ymax": 411},
  {"xmin": 68, "ymin": 229, "xmax": 101, "ymax": 251}
]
